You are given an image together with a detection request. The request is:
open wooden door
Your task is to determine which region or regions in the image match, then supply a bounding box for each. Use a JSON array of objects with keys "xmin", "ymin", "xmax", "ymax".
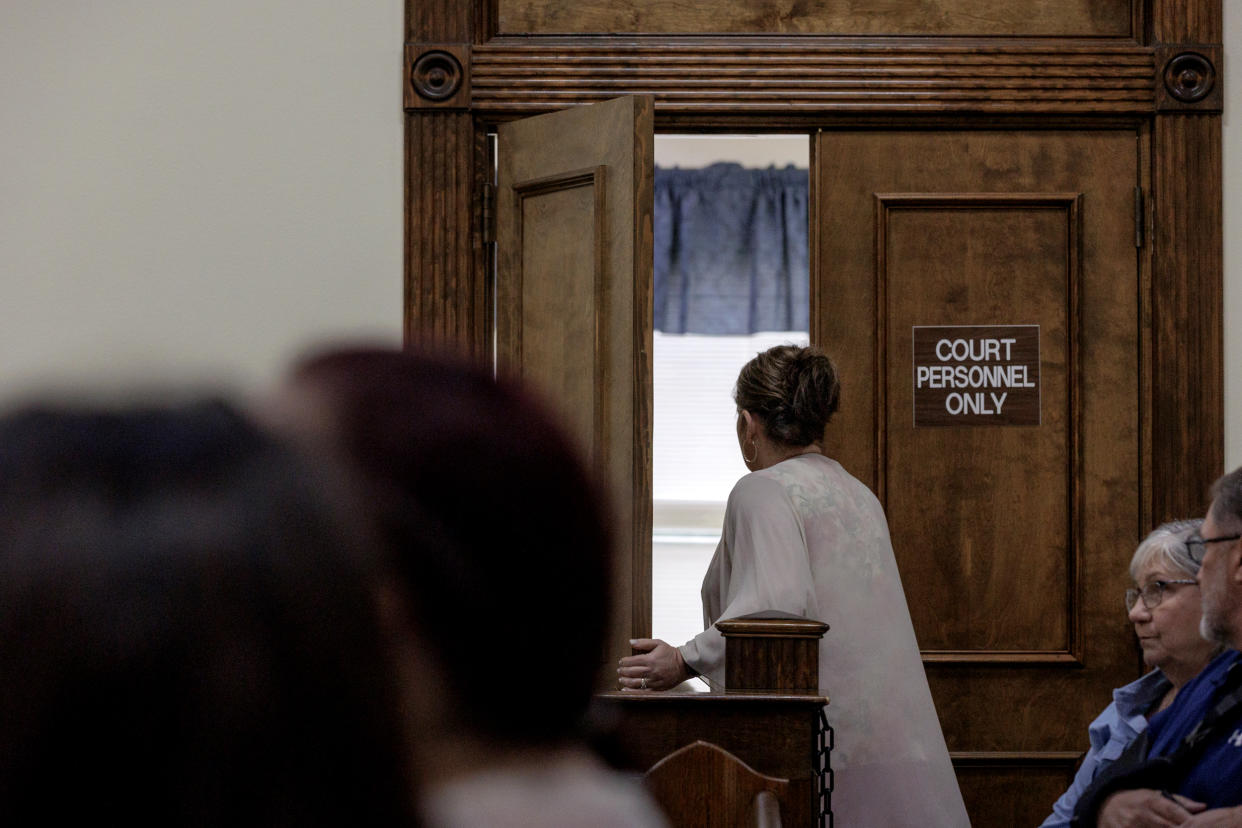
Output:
[
  {"xmin": 495, "ymin": 95, "xmax": 655, "ymax": 674},
  {"xmin": 816, "ymin": 129, "xmax": 1144, "ymax": 824}
]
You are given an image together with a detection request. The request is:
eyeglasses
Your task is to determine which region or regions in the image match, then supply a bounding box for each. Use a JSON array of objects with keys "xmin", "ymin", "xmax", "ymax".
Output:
[
  {"xmin": 1186, "ymin": 532, "xmax": 1242, "ymax": 565},
  {"xmin": 1125, "ymin": 579, "xmax": 1198, "ymax": 611}
]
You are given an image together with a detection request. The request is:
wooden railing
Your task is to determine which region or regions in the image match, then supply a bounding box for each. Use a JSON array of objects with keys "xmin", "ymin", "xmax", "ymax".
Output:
[
  {"xmin": 716, "ymin": 616, "xmax": 829, "ymax": 692},
  {"xmin": 594, "ymin": 615, "xmax": 830, "ymax": 827}
]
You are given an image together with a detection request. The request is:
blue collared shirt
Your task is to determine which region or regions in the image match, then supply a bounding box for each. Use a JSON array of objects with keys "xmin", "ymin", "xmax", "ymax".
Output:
[{"xmin": 1040, "ymin": 670, "xmax": 1172, "ymax": 828}]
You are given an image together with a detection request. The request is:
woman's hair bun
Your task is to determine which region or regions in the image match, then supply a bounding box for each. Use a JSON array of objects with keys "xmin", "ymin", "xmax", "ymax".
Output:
[{"xmin": 734, "ymin": 345, "xmax": 840, "ymax": 447}]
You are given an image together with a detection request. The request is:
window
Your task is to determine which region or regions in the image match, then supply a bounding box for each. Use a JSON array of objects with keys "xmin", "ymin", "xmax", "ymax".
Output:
[{"xmin": 652, "ymin": 330, "xmax": 809, "ymax": 645}]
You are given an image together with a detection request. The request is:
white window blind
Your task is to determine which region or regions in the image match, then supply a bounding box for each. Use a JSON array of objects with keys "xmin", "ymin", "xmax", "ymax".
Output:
[{"xmin": 651, "ymin": 330, "xmax": 809, "ymax": 644}]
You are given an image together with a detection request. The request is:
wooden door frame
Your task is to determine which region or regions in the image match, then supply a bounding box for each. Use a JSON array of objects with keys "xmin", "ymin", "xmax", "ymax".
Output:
[{"xmin": 406, "ymin": 0, "xmax": 1222, "ymax": 564}]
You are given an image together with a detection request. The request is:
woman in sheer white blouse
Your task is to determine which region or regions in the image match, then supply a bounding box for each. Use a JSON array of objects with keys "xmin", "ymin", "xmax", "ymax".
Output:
[{"xmin": 619, "ymin": 344, "xmax": 969, "ymax": 828}]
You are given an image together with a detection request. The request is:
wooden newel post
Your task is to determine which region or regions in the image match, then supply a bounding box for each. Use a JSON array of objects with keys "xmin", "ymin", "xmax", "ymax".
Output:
[{"xmin": 715, "ymin": 616, "xmax": 829, "ymax": 692}]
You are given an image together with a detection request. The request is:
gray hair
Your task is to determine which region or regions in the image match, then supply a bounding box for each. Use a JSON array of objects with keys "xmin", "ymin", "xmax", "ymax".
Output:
[{"xmin": 1129, "ymin": 518, "xmax": 1205, "ymax": 579}]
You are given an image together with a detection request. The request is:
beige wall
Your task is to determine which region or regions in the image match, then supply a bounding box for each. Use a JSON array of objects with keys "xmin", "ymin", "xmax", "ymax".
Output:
[
  {"xmin": 1, "ymin": 5, "xmax": 1238, "ymax": 469},
  {"xmin": 0, "ymin": 1, "xmax": 404, "ymax": 397}
]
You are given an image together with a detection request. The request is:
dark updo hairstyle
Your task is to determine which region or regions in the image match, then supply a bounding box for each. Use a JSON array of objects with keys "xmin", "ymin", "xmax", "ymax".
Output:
[
  {"xmin": 0, "ymin": 399, "xmax": 413, "ymax": 827},
  {"xmin": 733, "ymin": 344, "xmax": 841, "ymax": 447}
]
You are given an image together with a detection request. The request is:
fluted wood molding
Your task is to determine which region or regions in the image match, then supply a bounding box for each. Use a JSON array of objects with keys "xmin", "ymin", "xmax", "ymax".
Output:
[
  {"xmin": 1151, "ymin": 113, "xmax": 1223, "ymax": 521},
  {"xmin": 471, "ymin": 39, "xmax": 1155, "ymax": 116},
  {"xmin": 406, "ymin": 112, "xmax": 488, "ymax": 357},
  {"xmin": 1149, "ymin": 0, "xmax": 1222, "ymax": 525},
  {"xmin": 1151, "ymin": 0, "xmax": 1221, "ymax": 43},
  {"xmin": 409, "ymin": 0, "xmax": 474, "ymax": 42}
]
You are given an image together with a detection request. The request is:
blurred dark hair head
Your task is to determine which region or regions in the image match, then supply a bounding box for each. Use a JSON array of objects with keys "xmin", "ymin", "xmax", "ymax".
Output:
[
  {"xmin": 285, "ymin": 347, "xmax": 613, "ymax": 748},
  {"xmin": 0, "ymin": 399, "xmax": 413, "ymax": 827},
  {"xmin": 733, "ymin": 344, "xmax": 840, "ymax": 447}
]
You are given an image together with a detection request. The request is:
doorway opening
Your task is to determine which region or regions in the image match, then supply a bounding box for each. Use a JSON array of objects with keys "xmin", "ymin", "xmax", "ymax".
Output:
[{"xmin": 651, "ymin": 135, "xmax": 810, "ymax": 647}]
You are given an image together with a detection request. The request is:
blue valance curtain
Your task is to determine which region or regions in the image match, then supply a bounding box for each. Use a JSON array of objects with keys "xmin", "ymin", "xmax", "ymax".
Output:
[{"xmin": 654, "ymin": 163, "xmax": 809, "ymax": 335}]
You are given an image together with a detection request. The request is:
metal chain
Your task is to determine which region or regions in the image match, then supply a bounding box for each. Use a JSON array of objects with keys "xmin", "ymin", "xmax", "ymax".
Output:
[{"xmin": 815, "ymin": 709, "xmax": 834, "ymax": 828}]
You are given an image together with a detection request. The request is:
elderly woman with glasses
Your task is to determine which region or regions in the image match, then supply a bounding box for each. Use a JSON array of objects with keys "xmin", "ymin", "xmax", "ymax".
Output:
[{"xmin": 1040, "ymin": 519, "xmax": 1221, "ymax": 828}]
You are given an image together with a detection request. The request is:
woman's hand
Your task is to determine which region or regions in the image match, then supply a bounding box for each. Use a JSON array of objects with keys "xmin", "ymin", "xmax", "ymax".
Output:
[{"xmin": 617, "ymin": 638, "xmax": 690, "ymax": 691}]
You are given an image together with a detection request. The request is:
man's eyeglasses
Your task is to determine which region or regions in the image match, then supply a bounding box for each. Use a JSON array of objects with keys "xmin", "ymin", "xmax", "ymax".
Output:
[
  {"xmin": 1186, "ymin": 532, "xmax": 1242, "ymax": 565},
  {"xmin": 1125, "ymin": 579, "xmax": 1198, "ymax": 612}
]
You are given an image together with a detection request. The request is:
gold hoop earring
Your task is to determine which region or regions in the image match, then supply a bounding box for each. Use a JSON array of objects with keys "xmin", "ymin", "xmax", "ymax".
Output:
[{"xmin": 743, "ymin": 439, "xmax": 758, "ymax": 464}]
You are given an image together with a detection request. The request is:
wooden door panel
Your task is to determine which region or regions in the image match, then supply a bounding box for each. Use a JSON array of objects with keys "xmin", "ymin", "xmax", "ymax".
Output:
[
  {"xmin": 882, "ymin": 197, "xmax": 1078, "ymax": 656},
  {"xmin": 816, "ymin": 130, "xmax": 1141, "ymax": 825},
  {"xmin": 498, "ymin": 0, "xmax": 1133, "ymax": 37},
  {"xmin": 510, "ymin": 171, "xmax": 606, "ymax": 464},
  {"xmin": 955, "ymin": 754, "xmax": 1080, "ymax": 824},
  {"xmin": 496, "ymin": 96, "xmax": 655, "ymax": 670}
]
